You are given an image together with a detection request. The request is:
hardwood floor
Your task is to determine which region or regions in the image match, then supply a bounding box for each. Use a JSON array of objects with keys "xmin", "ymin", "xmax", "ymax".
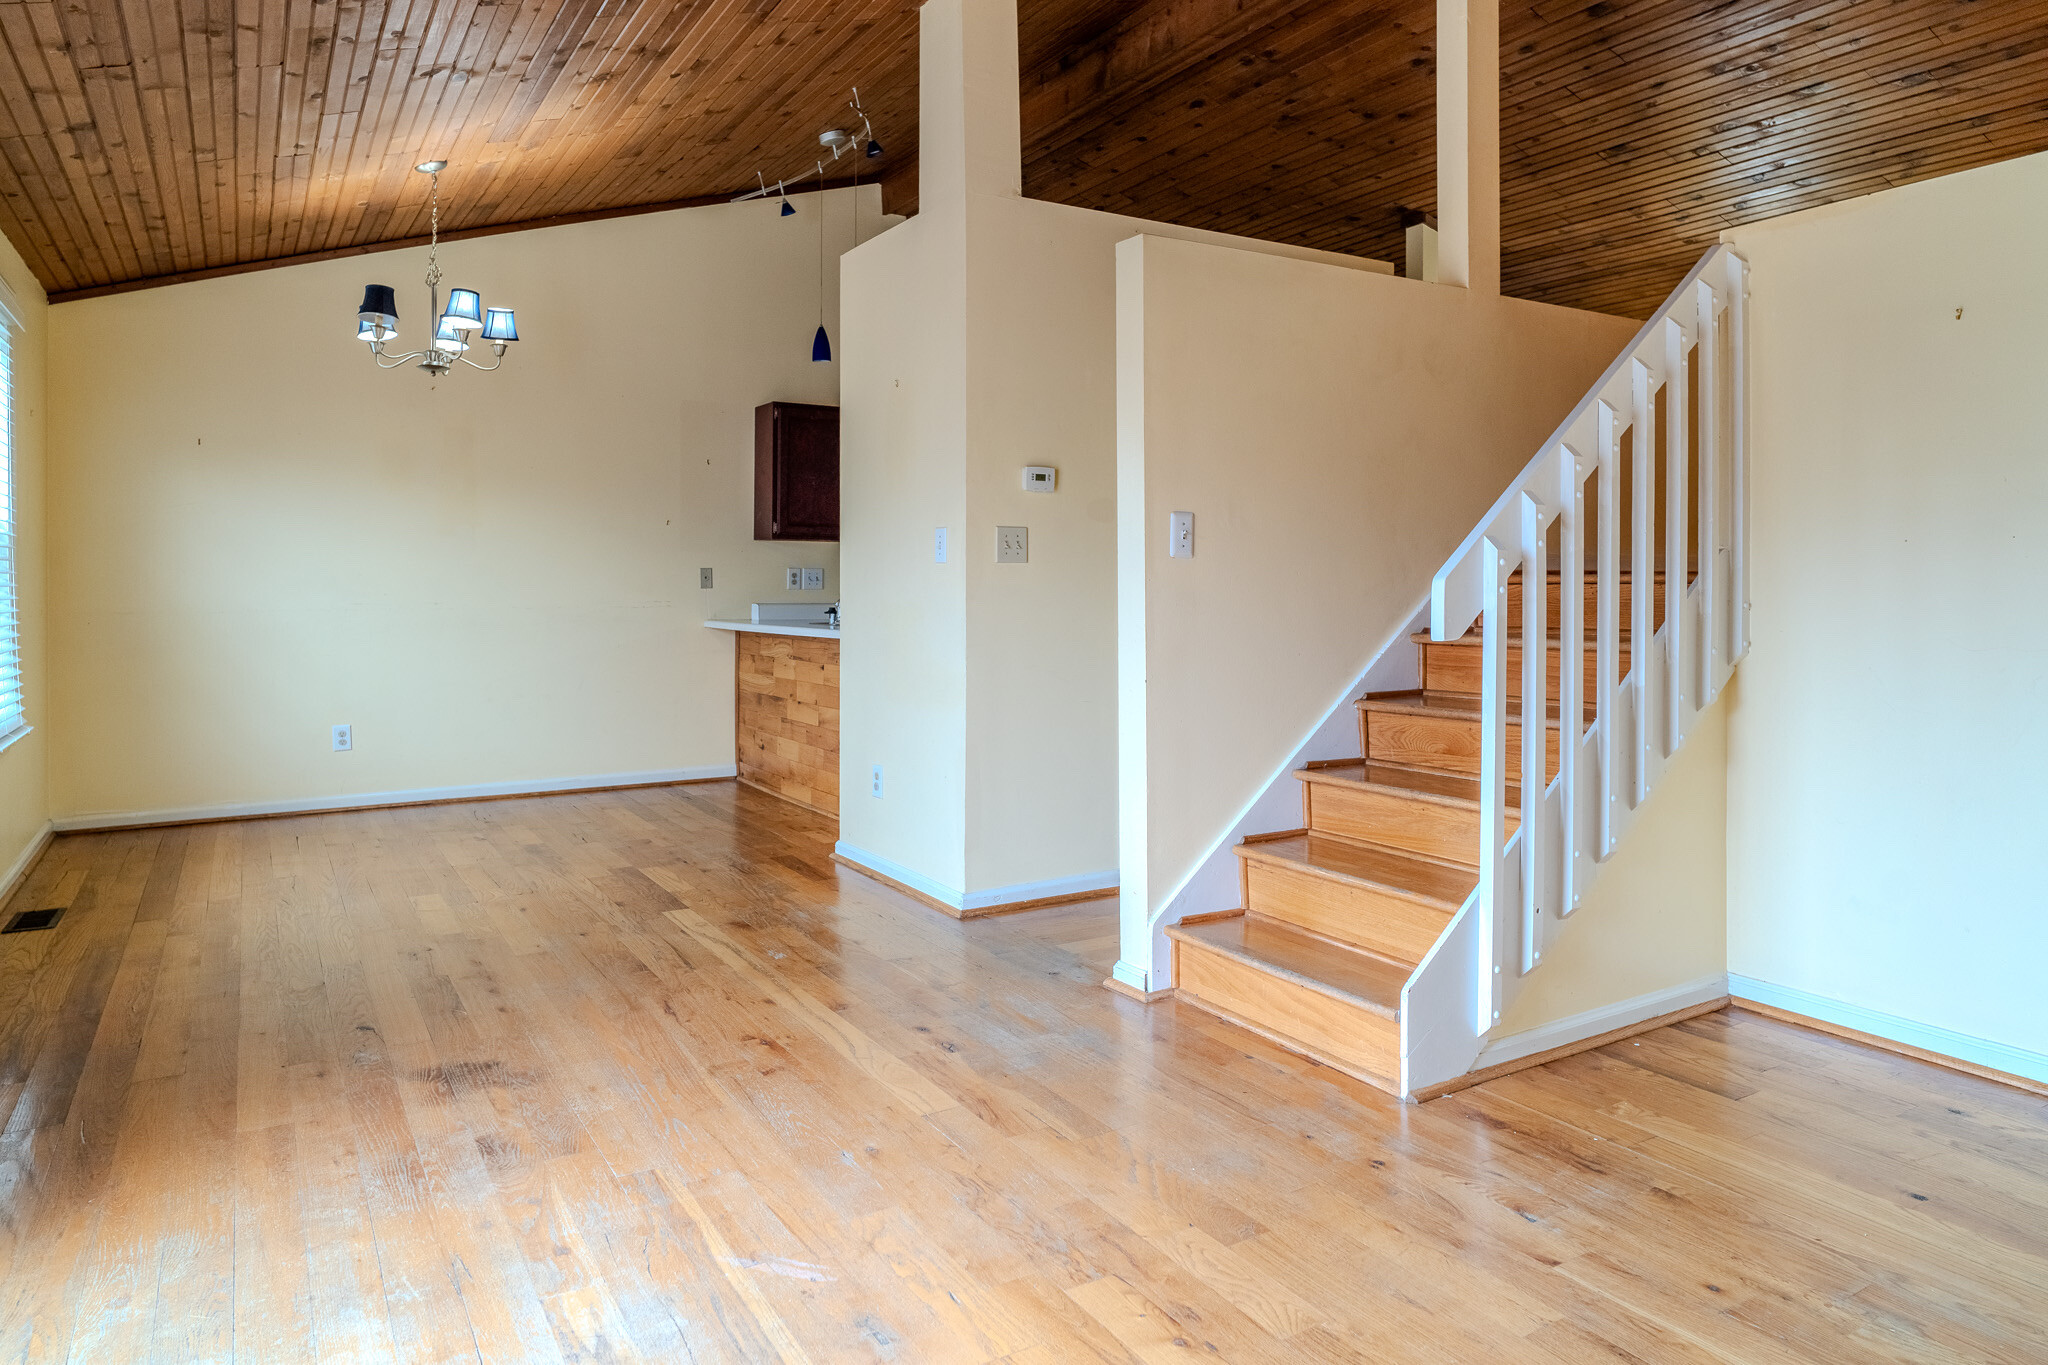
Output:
[{"xmin": 1, "ymin": 782, "xmax": 2043, "ymax": 1362}]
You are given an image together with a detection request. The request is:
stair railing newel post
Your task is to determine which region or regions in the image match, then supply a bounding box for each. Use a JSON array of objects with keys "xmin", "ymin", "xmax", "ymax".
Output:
[{"xmin": 1728, "ymin": 251, "xmax": 1750, "ymax": 664}]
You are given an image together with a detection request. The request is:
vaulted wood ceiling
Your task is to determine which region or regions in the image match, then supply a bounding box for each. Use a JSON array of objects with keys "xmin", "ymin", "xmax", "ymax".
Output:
[{"xmin": 2, "ymin": 0, "xmax": 2043, "ymax": 314}]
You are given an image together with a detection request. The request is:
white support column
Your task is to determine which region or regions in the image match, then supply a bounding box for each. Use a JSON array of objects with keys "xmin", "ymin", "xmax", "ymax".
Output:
[
  {"xmin": 1436, "ymin": 0, "xmax": 1500, "ymax": 295},
  {"xmin": 920, "ymin": 0, "xmax": 1023, "ymax": 212}
]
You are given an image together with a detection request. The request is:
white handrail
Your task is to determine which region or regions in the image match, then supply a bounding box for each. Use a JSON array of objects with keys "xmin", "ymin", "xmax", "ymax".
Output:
[{"xmin": 1401, "ymin": 245, "xmax": 1749, "ymax": 1089}]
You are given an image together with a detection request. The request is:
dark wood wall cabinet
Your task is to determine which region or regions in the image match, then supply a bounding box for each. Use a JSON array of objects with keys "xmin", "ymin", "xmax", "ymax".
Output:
[{"xmin": 754, "ymin": 402, "xmax": 840, "ymax": 541}]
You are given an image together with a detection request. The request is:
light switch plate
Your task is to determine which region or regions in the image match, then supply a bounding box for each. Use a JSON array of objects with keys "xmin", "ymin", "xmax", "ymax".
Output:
[
  {"xmin": 934, "ymin": 528, "xmax": 949, "ymax": 563},
  {"xmin": 996, "ymin": 526, "xmax": 1028, "ymax": 563},
  {"xmin": 1169, "ymin": 511, "xmax": 1194, "ymax": 558},
  {"xmin": 802, "ymin": 567, "xmax": 824, "ymax": 590},
  {"xmin": 1022, "ymin": 465, "xmax": 1056, "ymax": 492}
]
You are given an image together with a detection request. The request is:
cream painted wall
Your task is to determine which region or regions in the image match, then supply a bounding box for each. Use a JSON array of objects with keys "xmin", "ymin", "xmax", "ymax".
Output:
[
  {"xmin": 48, "ymin": 192, "xmax": 885, "ymax": 822},
  {"xmin": 839, "ymin": 0, "xmax": 1390, "ymax": 907},
  {"xmin": 840, "ymin": 205, "xmax": 971, "ymax": 894},
  {"xmin": 1723, "ymin": 151, "xmax": 2048, "ymax": 1072},
  {"xmin": 0, "ymin": 233, "xmax": 50, "ymax": 876},
  {"xmin": 1497, "ymin": 701, "xmax": 1728, "ymax": 1033},
  {"xmin": 1114, "ymin": 233, "xmax": 1639, "ymax": 986}
]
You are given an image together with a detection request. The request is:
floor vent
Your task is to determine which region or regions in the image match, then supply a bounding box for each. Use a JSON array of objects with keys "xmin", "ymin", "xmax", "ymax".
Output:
[{"xmin": 2, "ymin": 907, "xmax": 64, "ymax": 933}]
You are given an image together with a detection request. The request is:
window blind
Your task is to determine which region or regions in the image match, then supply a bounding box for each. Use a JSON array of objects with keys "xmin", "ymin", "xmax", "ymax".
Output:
[{"xmin": 0, "ymin": 313, "xmax": 20, "ymax": 738}]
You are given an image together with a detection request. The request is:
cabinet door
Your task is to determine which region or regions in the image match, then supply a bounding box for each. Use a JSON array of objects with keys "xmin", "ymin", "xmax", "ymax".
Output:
[{"xmin": 755, "ymin": 402, "xmax": 840, "ymax": 541}]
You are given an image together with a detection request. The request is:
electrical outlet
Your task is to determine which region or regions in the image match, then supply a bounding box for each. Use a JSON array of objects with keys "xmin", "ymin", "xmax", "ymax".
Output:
[
  {"xmin": 871, "ymin": 765, "xmax": 884, "ymax": 798},
  {"xmin": 700, "ymin": 567, "xmax": 714, "ymax": 589},
  {"xmin": 785, "ymin": 567, "xmax": 803, "ymax": 590},
  {"xmin": 996, "ymin": 526, "xmax": 1028, "ymax": 563},
  {"xmin": 934, "ymin": 527, "xmax": 949, "ymax": 563},
  {"xmin": 1168, "ymin": 511, "xmax": 1195, "ymax": 558},
  {"xmin": 332, "ymin": 724, "xmax": 352, "ymax": 752},
  {"xmin": 802, "ymin": 567, "xmax": 824, "ymax": 591}
]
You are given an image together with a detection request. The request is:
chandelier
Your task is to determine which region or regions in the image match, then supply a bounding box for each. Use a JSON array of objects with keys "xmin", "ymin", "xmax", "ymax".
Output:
[{"xmin": 354, "ymin": 161, "xmax": 521, "ymax": 378}]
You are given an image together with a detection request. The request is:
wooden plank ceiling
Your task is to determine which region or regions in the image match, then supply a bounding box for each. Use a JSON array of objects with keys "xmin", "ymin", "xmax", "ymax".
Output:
[{"xmin": 2, "ymin": 0, "xmax": 2044, "ymax": 314}]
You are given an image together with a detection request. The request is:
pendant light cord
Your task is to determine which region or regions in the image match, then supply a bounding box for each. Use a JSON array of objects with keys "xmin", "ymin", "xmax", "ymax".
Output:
[{"xmin": 817, "ymin": 161, "xmax": 826, "ymax": 328}]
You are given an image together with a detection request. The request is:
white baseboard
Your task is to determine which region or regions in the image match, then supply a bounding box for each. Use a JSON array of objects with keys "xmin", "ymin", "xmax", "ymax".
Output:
[
  {"xmin": 1475, "ymin": 974, "xmax": 1730, "ymax": 1071},
  {"xmin": 834, "ymin": 841, "xmax": 1117, "ymax": 913},
  {"xmin": 1729, "ymin": 974, "xmax": 2048, "ymax": 1086},
  {"xmin": 0, "ymin": 820, "xmax": 53, "ymax": 909},
  {"xmin": 51, "ymin": 766, "xmax": 739, "ymax": 833}
]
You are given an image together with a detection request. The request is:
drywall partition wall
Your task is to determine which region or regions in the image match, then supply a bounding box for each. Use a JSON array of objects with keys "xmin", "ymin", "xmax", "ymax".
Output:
[
  {"xmin": 0, "ymin": 233, "xmax": 50, "ymax": 886},
  {"xmin": 47, "ymin": 192, "xmax": 887, "ymax": 824},
  {"xmin": 1723, "ymin": 151, "xmax": 2048, "ymax": 1082},
  {"xmin": 838, "ymin": 0, "xmax": 1395, "ymax": 912},
  {"xmin": 838, "ymin": 207, "xmax": 972, "ymax": 900},
  {"xmin": 1114, "ymin": 233, "xmax": 1639, "ymax": 990}
]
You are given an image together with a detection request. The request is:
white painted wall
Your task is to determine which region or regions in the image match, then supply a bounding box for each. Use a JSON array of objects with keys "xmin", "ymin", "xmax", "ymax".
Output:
[
  {"xmin": 1723, "ymin": 150, "xmax": 2048, "ymax": 1081},
  {"xmin": 47, "ymin": 194, "xmax": 884, "ymax": 823},
  {"xmin": 838, "ymin": 0, "xmax": 1391, "ymax": 910}
]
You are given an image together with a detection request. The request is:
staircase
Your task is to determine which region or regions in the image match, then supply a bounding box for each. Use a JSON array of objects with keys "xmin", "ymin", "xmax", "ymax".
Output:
[
  {"xmin": 1166, "ymin": 244, "xmax": 1748, "ymax": 1098},
  {"xmin": 1170, "ymin": 571, "xmax": 1653, "ymax": 1091}
]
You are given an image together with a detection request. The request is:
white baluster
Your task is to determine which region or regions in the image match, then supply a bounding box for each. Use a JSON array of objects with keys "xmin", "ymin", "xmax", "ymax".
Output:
[
  {"xmin": 1518, "ymin": 491, "xmax": 1549, "ymax": 973},
  {"xmin": 1477, "ymin": 537, "xmax": 1512, "ymax": 1032},
  {"xmin": 1558, "ymin": 445, "xmax": 1585, "ymax": 914},
  {"xmin": 1662, "ymin": 315, "xmax": 1689, "ymax": 755},
  {"xmin": 1694, "ymin": 278, "xmax": 1720, "ymax": 704},
  {"xmin": 1595, "ymin": 400, "xmax": 1620, "ymax": 859},
  {"xmin": 1629, "ymin": 357, "xmax": 1653, "ymax": 806}
]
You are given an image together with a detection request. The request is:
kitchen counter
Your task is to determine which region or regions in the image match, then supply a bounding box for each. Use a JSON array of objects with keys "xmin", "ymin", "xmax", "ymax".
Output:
[{"xmin": 703, "ymin": 618, "xmax": 840, "ymax": 640}]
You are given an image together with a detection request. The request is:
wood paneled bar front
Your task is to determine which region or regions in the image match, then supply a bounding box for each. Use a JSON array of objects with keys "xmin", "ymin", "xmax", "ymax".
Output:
[{"xmin": 730, "ymin": 627, "xmax": 840, "ymax": 817}]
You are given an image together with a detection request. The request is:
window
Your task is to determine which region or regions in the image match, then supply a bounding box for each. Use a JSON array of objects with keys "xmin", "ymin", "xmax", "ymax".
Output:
[{"xmin": 0, "ymin": 294, "xmax": 21, "ymax": 740}]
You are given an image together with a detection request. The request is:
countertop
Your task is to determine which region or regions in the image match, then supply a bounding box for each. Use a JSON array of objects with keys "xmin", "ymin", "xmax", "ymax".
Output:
[{"xmin": 704, "ymin": 618, "xmax": 841, "ymax": 640}]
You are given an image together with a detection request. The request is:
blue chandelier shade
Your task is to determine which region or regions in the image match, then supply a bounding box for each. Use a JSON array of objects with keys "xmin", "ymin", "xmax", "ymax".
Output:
[
  {"xmin": 433, "ymin": 316, "xmax": 471, "ymax": 353},
  {"xmin": 357, "ymin": 283, "xmax": 399, "ymax": 332},
  {"xmin": 443, "ymin": 287, "xmax": 483, "ymax": 331},
  {"xmin": 481, "ymin": 308, "xmax": 519, "ymax": 342},
  {"xmin": 812, "ymin": 325, "xmax": 831, "ymax": 363}
]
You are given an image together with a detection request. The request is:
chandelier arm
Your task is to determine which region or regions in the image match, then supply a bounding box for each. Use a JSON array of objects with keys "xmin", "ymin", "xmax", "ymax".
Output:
[
  {"xmin": 373, "ymin": 350, "xmax": 431, "ymax": 368},
  {"xmin": 455, "ymin": 350, "xmax": 504, "ymax": 372}
]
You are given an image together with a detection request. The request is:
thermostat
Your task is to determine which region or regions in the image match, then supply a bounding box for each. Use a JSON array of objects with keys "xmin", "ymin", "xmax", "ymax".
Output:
[{"xmin": 1022, "ymin": 466, "xmax": 1057, "ymax": 492}]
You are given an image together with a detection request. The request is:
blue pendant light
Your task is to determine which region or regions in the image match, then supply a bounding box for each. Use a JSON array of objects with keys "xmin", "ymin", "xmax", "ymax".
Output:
[{"xmin": 812, "ymin": 325, "xmax": 832, "ymax": 362}]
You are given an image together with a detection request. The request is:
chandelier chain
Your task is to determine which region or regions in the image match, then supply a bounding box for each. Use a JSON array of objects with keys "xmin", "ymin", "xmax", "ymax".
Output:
[{"xmin": 425, "ymin": 171, "xmax": 443, "ymax": 290}]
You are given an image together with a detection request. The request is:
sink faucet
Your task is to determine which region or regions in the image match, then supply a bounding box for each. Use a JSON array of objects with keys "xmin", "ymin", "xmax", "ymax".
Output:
[{"xmin": 825, "ymin": 602, "xmax": 840, "ymax": 630}]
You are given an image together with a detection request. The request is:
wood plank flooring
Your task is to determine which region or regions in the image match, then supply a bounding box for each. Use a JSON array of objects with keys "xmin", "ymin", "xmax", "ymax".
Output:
[{"xmin": 1, "ymin": 782, "xmax": 2043, "ymax": 1362}]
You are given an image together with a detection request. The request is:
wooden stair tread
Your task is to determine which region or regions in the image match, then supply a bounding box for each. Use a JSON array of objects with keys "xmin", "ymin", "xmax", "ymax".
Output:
[
  {"xmin": 1235, "ymin": 831, "xmax": 1475, "ymax": 907},
  {"xmin": 1298, "ymin": 760, "xmax": 1521, "ymax": 808},
  {"xmin": 1414, "ymin": 630, "xmax": 1614, "ymax": 649},
  {"xmin": 1167, "ymin": 915, "xmax": 1406, "ymax": 1020},
  {"xmin": 1359, "ymin": 690, "xmax": 1593, "ymax": 726}
]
